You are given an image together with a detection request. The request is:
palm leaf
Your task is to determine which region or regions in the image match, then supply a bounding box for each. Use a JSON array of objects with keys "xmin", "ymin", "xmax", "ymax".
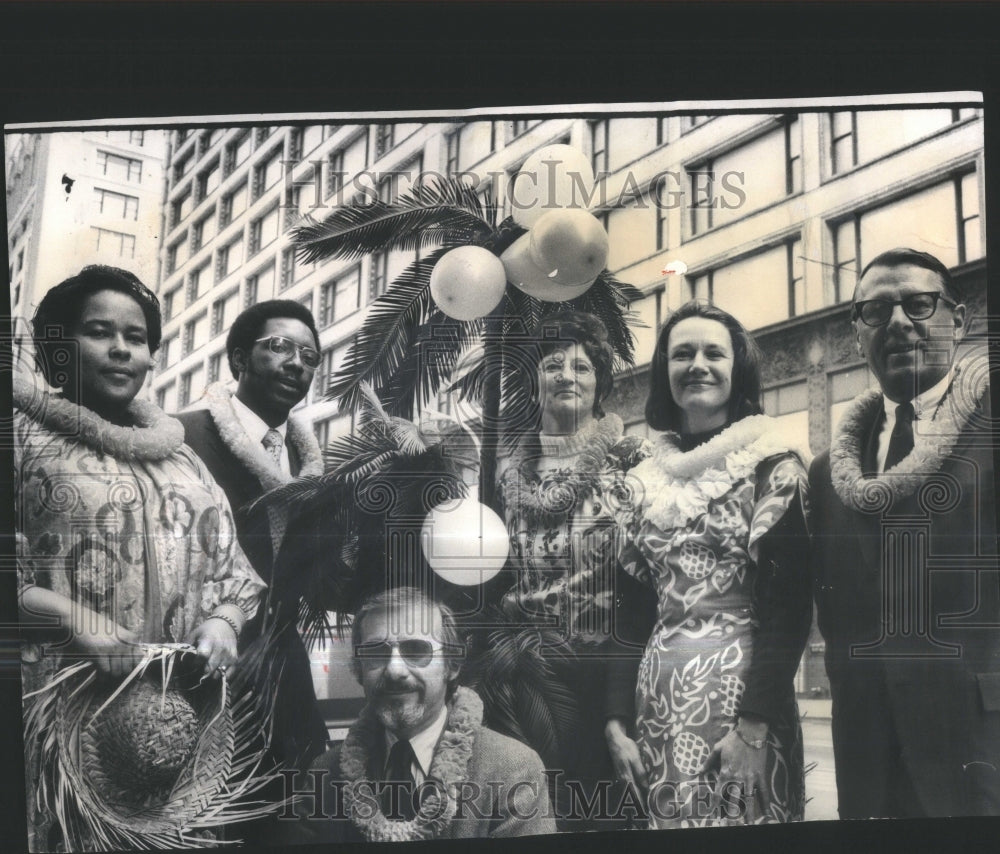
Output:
[{"xmin": 293, "ymin": 179, "xmax": 495, "ymax": 264}]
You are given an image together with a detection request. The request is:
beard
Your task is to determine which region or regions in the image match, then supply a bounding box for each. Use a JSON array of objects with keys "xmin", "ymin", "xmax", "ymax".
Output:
[{"xmin": 373, "ymin": 692, "xmax": 426, "ymax": 734}]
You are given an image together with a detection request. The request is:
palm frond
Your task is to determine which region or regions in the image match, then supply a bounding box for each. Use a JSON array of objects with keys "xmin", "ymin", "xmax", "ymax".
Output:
[
  {"xmin": 292, "ymin": 179, "xmax": 495, "ymax": 264},
  {"xmin": 573, "ymin": 270, "xmax": 642, "ymax": 367}
]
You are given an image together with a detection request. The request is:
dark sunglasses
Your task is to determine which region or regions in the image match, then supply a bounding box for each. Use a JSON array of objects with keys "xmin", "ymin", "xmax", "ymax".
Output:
[
  {"xmin": 852, "ymin": 292, "xmax": 957, "ymax": 328},
  {"xmin": 255, "ymin": 335, "xmax": 321, "ymax": 368},
  {"xmin": 355, "ymin": 639, "xmax": 464, "ymax": 669}
]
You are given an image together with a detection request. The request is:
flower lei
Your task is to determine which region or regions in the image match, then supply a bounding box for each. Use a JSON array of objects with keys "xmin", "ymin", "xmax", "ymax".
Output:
[
  {"xmin": 829, "ymin": 354, "xmax": 989, "ymax": 511},
  {"xmin": 632, "ymin": 415, "xmax": 808, "ymax": 533},
  {"xmin": 12, "ymin": 375, "xmax": 184, "ymax": 461},
  {"xmin": 500, "ymin": 414, "xmax": 629, "ymax": 529},
  {"xmin": 338, "ymin": 687, "xmax": 481, "ymax": 842}
]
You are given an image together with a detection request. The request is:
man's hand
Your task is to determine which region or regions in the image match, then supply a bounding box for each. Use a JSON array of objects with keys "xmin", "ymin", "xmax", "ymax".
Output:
[{"xmin": 188, "ymin": 617, "xmax": 238, "ymax": 678}]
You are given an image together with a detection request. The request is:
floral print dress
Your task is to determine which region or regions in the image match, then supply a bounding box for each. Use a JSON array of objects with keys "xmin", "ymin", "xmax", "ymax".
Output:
[{"xmin": 617, "ymin": 417, "xmax": 811, "ymax": 827}]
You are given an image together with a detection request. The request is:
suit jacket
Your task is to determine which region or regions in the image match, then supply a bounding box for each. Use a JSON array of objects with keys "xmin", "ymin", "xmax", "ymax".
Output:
[
  {"xmin": 177, "ymin": 397, "xmax": 328, "ymax": 769},
  {"xmin": 810, "ymin": 371, "xmax": 1000, "ymax": 817},
  {"xmin": 285, "ymin": 689, "xmax": 557, "ymax": 843}
]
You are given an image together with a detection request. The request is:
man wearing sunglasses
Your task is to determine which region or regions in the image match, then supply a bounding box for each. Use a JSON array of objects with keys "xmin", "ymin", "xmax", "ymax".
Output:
[
  {"xmin": 287, "ymin": 588, "xmax": 555, "ymax": 842},
  {"xmin": 177, "ymin": 299, "xmax": 327, "ymax": 838},
  {"xmin": 809, "ymin": 248, "xmax": 998, "ymax": 818}
]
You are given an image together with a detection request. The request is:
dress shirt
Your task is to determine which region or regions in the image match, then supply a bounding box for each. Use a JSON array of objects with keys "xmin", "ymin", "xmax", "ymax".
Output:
[
  {"xmin": 231, "ymin": 393, "xmax": 290, "ymax": 475},
  {"xmin": 876, "ymin": 370, "xmax": 952, "ymax": 473},
  {"xmin": 384, "ymin": 705, "xmax": 449, "ymax": 785}
]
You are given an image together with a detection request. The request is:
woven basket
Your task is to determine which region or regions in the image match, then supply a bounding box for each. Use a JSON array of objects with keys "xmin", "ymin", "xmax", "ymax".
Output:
[{"xmin": 25, "ymin": 645, "xmax": 280, "ymax": 850}]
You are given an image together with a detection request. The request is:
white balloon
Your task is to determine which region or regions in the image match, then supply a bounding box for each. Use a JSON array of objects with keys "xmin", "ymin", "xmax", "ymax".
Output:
[
  {"xmin": 511, "ymin": 144, "xmax": 596, "ymax": 229},
  {"xmin": 421, "ymin": 497, "xmax": 508, "ymax": 586},
  {"xmin": 429, "ymin": 246, "xmax": 507, "ymax": 321}
]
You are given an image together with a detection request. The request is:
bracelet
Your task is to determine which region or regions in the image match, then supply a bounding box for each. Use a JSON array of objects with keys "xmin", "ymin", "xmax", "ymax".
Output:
[
  {"xmin": 209, "ymin": 611, "xmax": 241, "ymax": 639},
  {"xmin": 735, "ymin": 728, "xmax": 766, "ymax": 750}
]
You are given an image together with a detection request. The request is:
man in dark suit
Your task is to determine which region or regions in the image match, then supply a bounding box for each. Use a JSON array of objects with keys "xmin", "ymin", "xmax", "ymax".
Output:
[
  {"xmin": 284, "ymin": 587, "xmax": 556, "ymax": 843},
  {"xmin": 810, "ymin": 248, "xmax": 999, "ymax": 818},
  {"xmin": 176, "ymin": 300, "xmax": 328, "ymax": 782}
]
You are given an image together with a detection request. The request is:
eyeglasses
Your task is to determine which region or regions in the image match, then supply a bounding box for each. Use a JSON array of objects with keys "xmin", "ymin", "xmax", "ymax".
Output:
[
  {"xmin": 852, "ymin": 292, "xmax": 957, "ymax": 328},
  {"xmin": 355, "ymin": 639, "xmax": 464, "ymax": 669},
  {"xmin": 255, "ymin": 335, "xmax": 321, "ymax": 368}
]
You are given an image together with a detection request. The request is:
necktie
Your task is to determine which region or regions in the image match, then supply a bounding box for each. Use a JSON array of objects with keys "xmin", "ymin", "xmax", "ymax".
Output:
[
  {"xmin": 261, "ymin": 428, "xmax": 283, "ymax": 465},
  {"xmin": 383, "ymin": 739, "xmax": 417, "ymax": 820},
  {"xmin": 884, "ymin": 402, "xmax": 915, "ymax": 471}
]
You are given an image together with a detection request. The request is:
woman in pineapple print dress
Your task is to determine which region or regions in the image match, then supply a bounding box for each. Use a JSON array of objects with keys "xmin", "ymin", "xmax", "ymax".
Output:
[{"xmin": 607, "ymin": 301, "xmax": 812, "ymax": 827}]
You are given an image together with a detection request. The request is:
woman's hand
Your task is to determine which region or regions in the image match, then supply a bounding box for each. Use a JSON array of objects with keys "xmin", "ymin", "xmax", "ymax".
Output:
[
  {"xmin": 605, "ymin": 717, "xmax": 649, "ymax": 794},
  {"xmin": 68, "ymin": 623, "xmax": 141, "ymax": 678},
  {"xmin": 703, "ymin": 717, "xmax": 770, "ymax": 824},
  {"xmin": 188, "ymin": 617, "xmax": 238, "ymax": 678}
]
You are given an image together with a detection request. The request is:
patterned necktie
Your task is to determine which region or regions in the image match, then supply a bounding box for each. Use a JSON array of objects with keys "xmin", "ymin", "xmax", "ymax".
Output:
[
  {"xmin": 884, "ymin": 402, "xmax": 915, "ymax": 471},
  {"xmin": 383, "ymin": 739, "xmax": 417, "ymax": 821},
  {"xmin": 261, "ymin": 428, "xmax": 283, "ymax": 465}
]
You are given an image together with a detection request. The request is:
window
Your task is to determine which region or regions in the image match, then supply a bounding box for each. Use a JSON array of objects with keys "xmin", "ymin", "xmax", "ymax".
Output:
[
  {"xmin": 689, "ymin": 118, "xmax": 800, "ymax": 236},
  {"xmin": 249, "ymin": 205, "xmax": 280, "ymax": 255},
  {"xmin": 197, "ymin": 159, "xmax": 221, "ymax": 201},
  {"xmin": 157, "ymin": 381, "xmax": 176, "ymax": 412},
  {"xmin": 691, "ymin": 237, "xmax": 804, "ymax": 329},
  {"xmin": 631, "ymin": 290, "xmax": 662, "ymax": 367},
  {"xmin": 299, "ymin": 291, "xmax": 314, "ymax": 317},
  {"xmin": 445, "ymin": 132, "xmax": 460, "ymax": 176},
  {"xmin": 314, "ymin": 412, "xmax": 352, "ymax": 451},
  {"xmin": 210, "ymin": 289, "xmax": 241, "ymax": 336},
  {"xmin": 510, "ymin": 119, "xmax": 541, "ymax": 139},
  {"xmin": 255, "ymin": 126, "xmax": 274, "ymax": 147},
  {"xmin": 297, "ymin": 125, "xmax": 324, "ymax": 159},
  {"xmin": 374, "ymin": 124, "xmax": 395, "ymax": 160},
  {"xmin": 828, "ymin": 108, "xmax": 964, "ymax": 177},
  {"xmin": 369, "ymin": 251, "xmax": 389, "ymax": 300},
  {"xmin": 319, "ymin": 267, "xmax": 362, "ymax": 327},
  {"xmin": 762, "ymin": 381, "xmax": 810, "ymax": 447},
  {"xmin": 220, "ymin": 181, "xmax": 248, "ymax": 226},
  {"xmin": 96, "ymin": 150, "xmax": 142, "ymax": 183},
  {"xmin": 224, "ymin": 130, "xmax": 252, "ymax": 176},
  {"xmin": 183, "ymin": 313, "xmax": 208, "ymax": 356},
  {"xmin": 244, "ymin": 276, "xmax": 258, "ymax": 308},
  {"xmin": 322, "ymin": 149, "xmax": 344, "ymax": 200},
  {"xmin": 830, "ymin": 171, "xmax": 982, "ymax": 299},
  {"xmin": 217, "ymin": 235, "xmax": 244, "ymax": 281},
  {"xmin": 208, "ymin": 351, "xmax": 225, "ymax": 384},
  {"xmin": 253, "ymin": 147, "xmax": 283, "ymax": 200},
  {"xmin": 681, "ymin": 115, "xmax": 712, "ymax": 134},
  {"xmin": 160, "ymin": 336, "xmax": 175, "ymax": 368},
  {"xmin": 315, "ymin": 347, "xmax": 344, "ymax": 398},
  {"xmin": 247, "ymin": 262, "xmax": 276, "ymax": 303},
  {"xmin": 93, "ymin": 188, "xmax": 139, "ymax": 220},
  {"xmin": 168, "ymin": 234, "xmax": 189, "ymax": 274},
  {"xmin": 188, "ymin": 261, "xmax": 209, "ymax": 303},
  {"xmin": 173, "ymin": 151, "xmax": 194, "ymax": 183},
  {"xmin": 829, "ymin": 366, "xmax": 874, "ymax": 435},
  {"xmin": 591, "ymin": 119, "xmax": 609, "ymax": 174},
  {"xmin": 191, "ymin": 208, "xmax": 217, "ymax": 251},
  {"xmin": 200, "ymin": 128, "xmax": 224, "ymax": 154},
  {"xmin": 129, "ymin": 130, "xmax": 145, "ymax": 146},
  {"xmin": 92, "ymin": 226, "xmax": 136, "ymax": 258},
  {"xmin": 163, "ymin": 288, "xmax": 179, "ymax": 321},
  {"xmin": 656, "ymin": 194, "xmax": 668, "ymax": 250},
  {"xmin": 656, "ymin": 117, "xmax": 671, "ymax": 147},
  {"xmin": 179, "ymin": 364, "xmax": 205, "ymax": 408},
  {"xmin": 172, "ymin": 188, "xmax": 193, "ymax": 228}
]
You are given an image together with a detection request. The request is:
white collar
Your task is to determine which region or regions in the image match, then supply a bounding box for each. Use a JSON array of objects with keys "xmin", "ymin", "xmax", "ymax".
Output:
[
  {"xmin": 230, "ymin": 393, "xmax": 287, "ymax": 445},
  {"xmin": 384, "ymin": 705, "xmax": 449, "ymax": 779},
  {"xmin": 881, "ymin": 368, "xmax": 953, "ymax": 424}
]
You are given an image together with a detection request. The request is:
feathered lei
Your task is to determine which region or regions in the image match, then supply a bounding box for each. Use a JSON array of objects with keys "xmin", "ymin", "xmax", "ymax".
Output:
[
  {"xmin": 631, "ymin": 415, "xmax": 808, "ymax": 533},
  {"xmin": 338, "ymin": 686, "xmax": 481, "ymax": 842},
  {"xmin": 12, "ymin": 375, "xmax": 184, "ymax": 461},
  {"xmin": 830, "ymin": 354, "xmax": 989, "ymax": 511},
  {"xmin": 203, "ymin": 382, "xmax": 324, "ymax": 490}
]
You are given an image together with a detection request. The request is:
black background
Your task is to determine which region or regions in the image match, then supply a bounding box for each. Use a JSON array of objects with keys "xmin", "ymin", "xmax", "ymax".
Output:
[{"xmin": 1, "ymin": 2, "xmax": 998, "ymax": 853}]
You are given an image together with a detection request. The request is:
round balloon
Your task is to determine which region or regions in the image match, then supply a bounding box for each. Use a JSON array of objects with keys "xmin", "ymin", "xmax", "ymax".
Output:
[
  {"xmin": 429, "ymin": 246, "xmax": 507, "ymax": 321},
  {"xmin": 511, "ymin": 144, "xmax": 596, "ymax": 229},
  {"xmin": 421, "ymin": 497, "xmax": 508, "ymax": 585}
]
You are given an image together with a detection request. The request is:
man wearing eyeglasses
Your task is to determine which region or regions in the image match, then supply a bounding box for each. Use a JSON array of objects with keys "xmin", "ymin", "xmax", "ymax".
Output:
[
  {"xmin": 809, "ymin": 248, "xmax": 999, "ymax": 818},
  {"xmin": 176, "ymin": 299, "xmax": 328, "ymax": 836},
  {"xmin": 286, "ymin": 588, "xmax": 556, "ymax": 842}
]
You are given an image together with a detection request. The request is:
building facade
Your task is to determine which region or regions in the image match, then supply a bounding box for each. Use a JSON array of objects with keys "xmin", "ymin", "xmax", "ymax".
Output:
[
  {"xmin": 147, "ymin": 106, "xmax": 985, "ymax": 697},
  {"xmin": 5, "ymin": 129, "xmax": 168, "ymax": 374}
]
